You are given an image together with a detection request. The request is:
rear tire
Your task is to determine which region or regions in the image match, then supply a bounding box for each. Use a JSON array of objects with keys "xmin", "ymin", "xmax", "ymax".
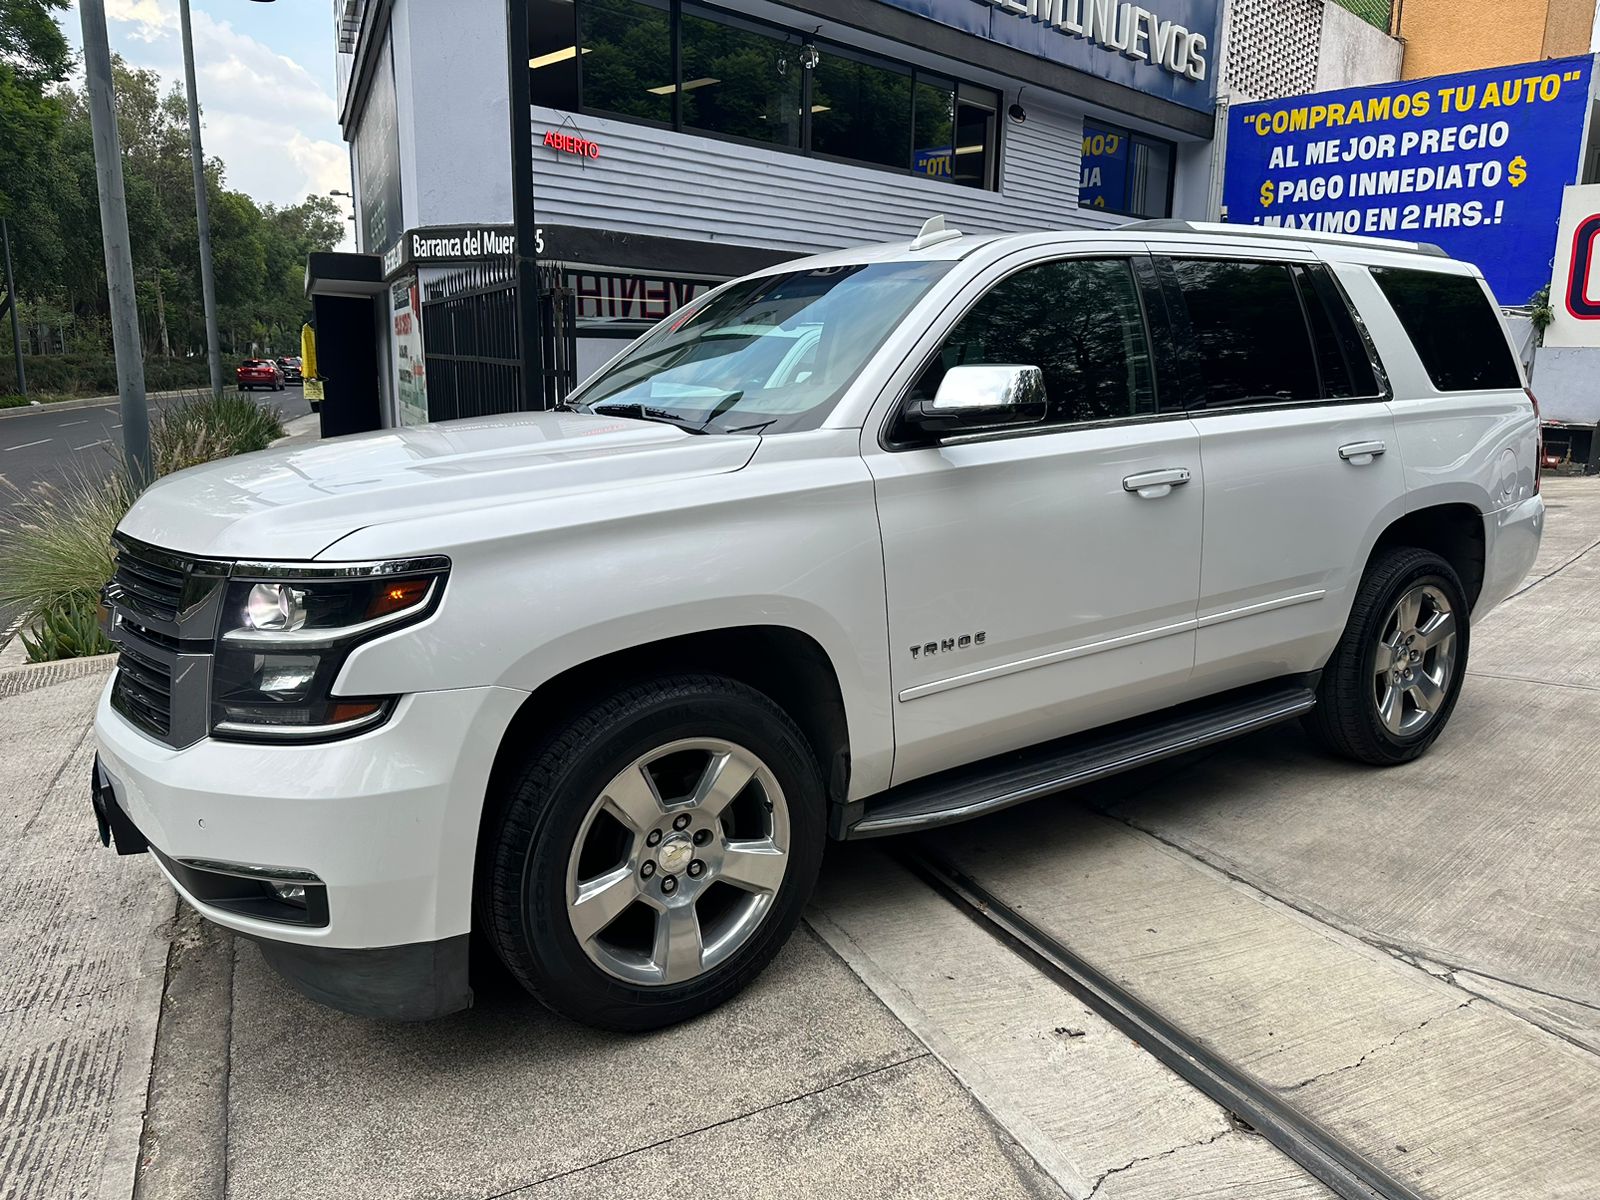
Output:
[
  {"xmin": 1306, "ymin": 547, "xmax": 1469, "ymax": 765},
  {"xmin": 481, "ymin": 674, "xmax": 826, "ymax": 1031}
]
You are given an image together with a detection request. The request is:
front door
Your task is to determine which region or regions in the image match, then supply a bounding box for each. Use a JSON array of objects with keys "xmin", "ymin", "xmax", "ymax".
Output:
[{"xmin": 864, "ymin": 253, "xmax": 1205, "ymax": 785}]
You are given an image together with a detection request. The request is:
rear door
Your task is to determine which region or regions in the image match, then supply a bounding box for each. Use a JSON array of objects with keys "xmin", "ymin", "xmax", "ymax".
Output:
[{"xmin": 1153, "ymin": 247, "xmax": 1408, "ymax": 692}]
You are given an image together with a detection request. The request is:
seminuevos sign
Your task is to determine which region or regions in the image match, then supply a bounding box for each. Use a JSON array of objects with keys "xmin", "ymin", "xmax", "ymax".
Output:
[
  {"xmin": 876, "ymin": 0, "xmax": 1218, "ymax": 110},
  {"xmin": 1223, "ymin": 55, "xmax": 1594, "ymax": 304}
]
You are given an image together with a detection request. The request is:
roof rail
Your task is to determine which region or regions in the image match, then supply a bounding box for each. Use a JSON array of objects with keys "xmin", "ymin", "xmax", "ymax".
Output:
[{"xmin": 1124, "ymin": 219, "xmax": 1449, "ymax": 259}]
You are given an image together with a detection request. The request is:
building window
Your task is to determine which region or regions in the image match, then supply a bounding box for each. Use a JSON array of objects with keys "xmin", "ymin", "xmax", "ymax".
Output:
[
  {"xmin": 810, "ymin": 46, "xmax": 913, "ymax": 169},
  {"xmin": 1079, "ymin": 121, "xmax": 1173, "ymax": 218},
  {"xmin": 954, "ymin": 85, "xmax": 1000, "ymax": 189},
  {"xmin": 528, "ymin": 0, "xmax": 581, "ymax": 111},
  {"xmin": 911, "ymin": 75, "xmax": 955, "ymax": 181},
  {"xmin": 528, "ymin": 0, "xmax": 1002, "ymax": 189},
  {"xmin": 680, "ymin": 5, "xmax": 803, "ymax": 148},
  {"xmin": 578, "ymin": 0, "xmax": 674, "ymax": 124}
]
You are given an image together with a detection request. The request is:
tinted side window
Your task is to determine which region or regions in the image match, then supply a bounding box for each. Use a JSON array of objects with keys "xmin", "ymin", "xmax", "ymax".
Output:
[
  {"xmin": 1294, "ymin": 264, "xmax": 1381, "ymax": 399},
  {"xmin": 907, "ymin": 258, "xmax": 1158, "ymax": 429},
  {"xmin": 1370, "ymin": 267, "xmax": 1520, "ymax": 392},
  {"xmin": 1170, "ymin": 259, "xmax": 1319, "ymax": 408}
]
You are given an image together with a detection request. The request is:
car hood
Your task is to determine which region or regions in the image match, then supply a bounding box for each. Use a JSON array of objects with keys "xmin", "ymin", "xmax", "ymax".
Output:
[{"xmin": 118, "ymin": 411, "xmax": 758, "ymax": 560}]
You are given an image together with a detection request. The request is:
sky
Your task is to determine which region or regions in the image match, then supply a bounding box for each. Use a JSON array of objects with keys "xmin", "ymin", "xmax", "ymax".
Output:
[{"xmin": 61, "ymin": 0, "xmax": 355, "ymax": 247}]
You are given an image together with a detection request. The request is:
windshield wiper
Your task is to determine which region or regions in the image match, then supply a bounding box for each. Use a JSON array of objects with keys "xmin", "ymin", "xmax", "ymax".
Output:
[
  {"xmin": 722, "ymin": 418, "xmax": 778, "ymax": 435},
  {"xmin": 587, "ymin": 401, "xmax": 708, "ymax": 434}
]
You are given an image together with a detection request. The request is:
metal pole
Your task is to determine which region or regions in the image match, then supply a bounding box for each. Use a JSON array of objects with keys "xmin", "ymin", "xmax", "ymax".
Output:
[
  {"xmin": 2, "ymin": 219, "xmax": 25, "ymax": 398},
  {"xmin": 79, "ymin": 0, "xmax": 151, "ymax": 485},
  {"xmin": 505, "ymin": 0, "xmax": 546, "ymax": 411},
  {"xmin": 178, "ymin": 0, "xmax": 223, "ymax": 399}
]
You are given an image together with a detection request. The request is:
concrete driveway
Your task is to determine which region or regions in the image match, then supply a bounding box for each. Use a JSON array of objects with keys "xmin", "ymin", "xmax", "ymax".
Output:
[{"xmin": 3, "ymin": 477, "xmax": 1597, "ymax": 1200}]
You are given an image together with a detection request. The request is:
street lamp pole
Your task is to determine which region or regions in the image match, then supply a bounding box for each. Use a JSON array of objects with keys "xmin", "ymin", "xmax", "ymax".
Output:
[
  {"xmin": 178, "ymin": 0, "xmax": 224, "ymax": 399},
  {"xmin": 505, "ymin": 0, "xmax": 546, "ymax": 411},
  {"xmin": 79, "ymin": 0, "xmax": 150, "ymax": 485}
]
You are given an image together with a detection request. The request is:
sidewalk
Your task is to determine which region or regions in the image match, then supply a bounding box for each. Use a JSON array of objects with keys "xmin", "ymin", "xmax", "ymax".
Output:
[
  {"xmin": 0, "ymin": 664, "xmax": 1060, "ymax": 1200},
  {"xmin": 0, "ymin": 656, "xmax": 172, "ymax": 1200},
  {"xmin": 269, "ymin": 412, "xmax": 320, "ymax": 447}
]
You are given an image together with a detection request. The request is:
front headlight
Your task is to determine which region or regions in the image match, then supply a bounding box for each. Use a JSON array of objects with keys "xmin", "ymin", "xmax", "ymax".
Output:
[{"xmin": 211, "ymin": 557, "xmax": 449, "ymax": 742}]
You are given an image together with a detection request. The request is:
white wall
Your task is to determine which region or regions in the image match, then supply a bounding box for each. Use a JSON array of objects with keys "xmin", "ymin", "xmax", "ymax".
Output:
[
  {"xmin": 528, "ymin": 92, "xmax": 1132, "ymax": 254},
  {"xmin": 1313, "ymin": 1, "xmax": 1403, "ymax": 92},
  {"xmin": 395, "ymin": 0, "xmax": 515, "ymax": 228},
  {"xmin": 1533, "ymin": 346, "xmax": 1600, "ymax": 424}
]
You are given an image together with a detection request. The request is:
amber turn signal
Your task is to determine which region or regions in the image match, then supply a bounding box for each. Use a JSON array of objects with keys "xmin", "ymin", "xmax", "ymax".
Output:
[{"xmin": 365, "ymin": 578, "xmax": 431, "ymax": 619}]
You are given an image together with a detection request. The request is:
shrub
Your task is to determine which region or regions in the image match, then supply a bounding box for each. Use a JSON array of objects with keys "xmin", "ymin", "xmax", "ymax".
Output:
[
  {"xmin": 1, "ymin": 392, "xmax": 285, "ymax": 663},
  {"xmin": 20, "ymin": 591, "xmax": 114, "ymax": 660},
  {"xmin": 148, "ymin": 390, "xmax": 284, "ymax": 474},
  {"xmin": 7, "ymin": 353, "xmax": 212, "ymax": 398},
  {"xmin": 0, "ymin": 470, "xmax": 134, "ymax": 661}
]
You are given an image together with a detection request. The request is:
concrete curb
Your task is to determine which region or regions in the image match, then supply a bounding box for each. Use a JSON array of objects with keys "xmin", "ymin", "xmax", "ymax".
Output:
[
  {"xmin": 270, "ymin": 412, "xmax": 321, "ymax": 448},
  {"xmin": 0, "ymin": 653, "xmax": 118, "ymax": 692},
  {"xmin": 0, "ymin": 386, "xmax": 230, "ymax": 421}
]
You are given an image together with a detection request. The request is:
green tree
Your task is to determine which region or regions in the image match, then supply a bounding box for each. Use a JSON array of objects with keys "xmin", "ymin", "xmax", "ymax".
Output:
[{"xmin": 4, "ymin": 15, "xmax": 344, "ymax": 379}]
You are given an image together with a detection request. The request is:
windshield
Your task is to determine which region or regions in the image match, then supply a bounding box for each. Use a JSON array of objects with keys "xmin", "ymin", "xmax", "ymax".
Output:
[{"xmin": 569, "ymin": 260, "xmax": 952, "ymax": 434}]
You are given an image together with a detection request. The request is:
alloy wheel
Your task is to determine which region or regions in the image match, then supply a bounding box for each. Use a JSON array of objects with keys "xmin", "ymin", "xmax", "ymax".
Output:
[
  {"xmin": 563, "ymin": 738, "xmax": 790, "ymax": 986},
  {"xmin": 1372, "ymin": 583, "xmax": 1457, "ymax": 737}
]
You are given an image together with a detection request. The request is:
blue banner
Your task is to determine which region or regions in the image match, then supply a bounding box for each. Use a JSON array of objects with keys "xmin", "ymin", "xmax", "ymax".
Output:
[
  {"xmin": 874, "ymin": 0, "xmax": 1220, "ymax": 112},
  {"xmin": 1223, "ymin": 56, "xmax": 1594, "ymax": 306}
]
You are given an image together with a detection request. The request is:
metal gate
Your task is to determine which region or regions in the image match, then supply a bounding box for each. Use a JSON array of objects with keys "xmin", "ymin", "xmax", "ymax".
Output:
[{"xmin": 420, "ymin": 259, "xmax": 576, "ymax": 420}]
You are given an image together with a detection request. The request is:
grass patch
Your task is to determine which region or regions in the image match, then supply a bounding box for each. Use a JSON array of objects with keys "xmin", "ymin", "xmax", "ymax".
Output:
[{"xmin": 1, "ymin": 391, "xmax": 286, "ymax": 662}]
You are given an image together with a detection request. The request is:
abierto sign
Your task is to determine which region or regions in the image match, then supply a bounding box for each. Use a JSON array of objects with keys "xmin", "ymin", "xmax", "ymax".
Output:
[
  {"xmin": 1223, "ymin": 55, "xmax": 1594, "ymax": 305},
  {"xmin": 1544, "ymin": 184, "xmax": 1600, "ymax": 349}
]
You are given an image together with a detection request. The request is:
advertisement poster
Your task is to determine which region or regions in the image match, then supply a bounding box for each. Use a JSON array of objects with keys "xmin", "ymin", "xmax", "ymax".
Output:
[
  {"xmin": 392, "ymin": 274, "xmax": 428, "ymax": 426},
  {"xmin": 1079, "ymin": 125, "xmax": 1130, "ymax": 210},
  {"xmin": 1543, "ymin": 183, "xmax": 1600, "ymax": 348},
  {"xmin": 1224, "ymin": 56, "xmax": 1593, "ymax": 305}
]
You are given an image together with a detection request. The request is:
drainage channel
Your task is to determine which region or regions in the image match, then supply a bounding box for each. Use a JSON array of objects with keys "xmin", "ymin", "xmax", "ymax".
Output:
[{"xmin": 899, "ymin": 848, "xmax": 1432, "ymax": 1200}]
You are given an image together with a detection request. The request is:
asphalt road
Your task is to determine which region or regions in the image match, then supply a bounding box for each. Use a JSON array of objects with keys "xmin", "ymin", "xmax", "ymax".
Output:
[
  {"xmin": 0, "ymin": 385, "xmax": 311, "ymax": 643},
  {"xmin": 0, "ymin": 385, "xmax": 311, "ymax": 510}
]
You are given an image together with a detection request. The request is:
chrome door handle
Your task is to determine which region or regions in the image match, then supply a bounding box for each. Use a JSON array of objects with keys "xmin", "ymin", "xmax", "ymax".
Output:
[
  {"xmin": 1338, "ymin": 440, "xmax": 1387, "ymax": 465},
  {"xmin": 1122, "ymin": 468, "xmax": 1192, "ymax": 499}
]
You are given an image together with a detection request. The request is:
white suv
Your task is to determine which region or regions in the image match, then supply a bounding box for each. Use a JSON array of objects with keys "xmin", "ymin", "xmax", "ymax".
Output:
[{"xmin": 93, "ymin": 221, "xmax": 1543, "ymax": 1029}]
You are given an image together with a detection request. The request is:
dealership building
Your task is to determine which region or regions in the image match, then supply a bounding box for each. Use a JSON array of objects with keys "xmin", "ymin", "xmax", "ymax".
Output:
[{"xmin": 313, "ymin": 0, "xmax": 1401, "ymax": 430}]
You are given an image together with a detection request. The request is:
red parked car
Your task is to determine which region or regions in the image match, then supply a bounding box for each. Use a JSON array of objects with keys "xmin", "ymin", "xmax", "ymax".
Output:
[{"xmin": 236, "ymin": 359, "xmax": 284, "ymax": 391}]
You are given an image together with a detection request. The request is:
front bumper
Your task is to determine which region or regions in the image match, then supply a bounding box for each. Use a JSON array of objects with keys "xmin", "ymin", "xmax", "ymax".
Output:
[{"xmin": 93, "ymin": 680, "xmax": 527, "ymax": 1017}]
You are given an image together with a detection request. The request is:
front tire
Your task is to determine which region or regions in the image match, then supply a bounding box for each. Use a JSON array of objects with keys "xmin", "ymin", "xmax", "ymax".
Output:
[
  {"xmin": 1306, "ymin": 547, "xmax": 1469, "ymax": 765},
  {"xmin": 482, "ymin": 675, "xmax": 826, "ymax": 1031}
]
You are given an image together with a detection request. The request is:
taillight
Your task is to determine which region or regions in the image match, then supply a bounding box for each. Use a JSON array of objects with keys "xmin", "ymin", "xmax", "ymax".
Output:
[{"xmin": 1526, "ymin": 387, "xmax": 1542, "ymax": 495}]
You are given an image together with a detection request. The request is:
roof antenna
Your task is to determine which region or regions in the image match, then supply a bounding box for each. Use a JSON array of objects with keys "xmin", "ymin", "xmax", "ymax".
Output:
[{"xmin": 910, "ymin": 214, "xmax": 963, "ymax": 251}]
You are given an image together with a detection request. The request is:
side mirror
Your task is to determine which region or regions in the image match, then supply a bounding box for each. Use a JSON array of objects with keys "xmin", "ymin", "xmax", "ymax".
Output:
[{"xmin": 904, "ymin": 364, "xmax": 1048, "ymax": 438}]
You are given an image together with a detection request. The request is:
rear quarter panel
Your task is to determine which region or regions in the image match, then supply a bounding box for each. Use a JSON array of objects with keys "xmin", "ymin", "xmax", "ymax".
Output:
[
  {"xmin": 1333, "ymin": 257, "xmax": 1539, "ymax": 516},
  {"xmin": 1332, "ymin": 255, "xmax": 1541, "ymax": 615}
]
